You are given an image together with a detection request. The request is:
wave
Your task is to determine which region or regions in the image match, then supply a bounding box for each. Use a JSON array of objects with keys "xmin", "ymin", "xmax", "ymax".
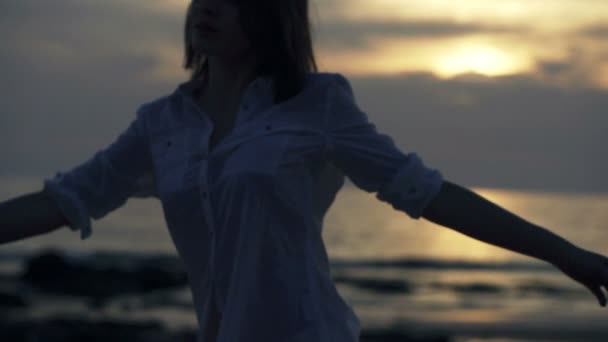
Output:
[{"xmin": 329, "ymin": 257, "xmax": 553, "ymax": 271}]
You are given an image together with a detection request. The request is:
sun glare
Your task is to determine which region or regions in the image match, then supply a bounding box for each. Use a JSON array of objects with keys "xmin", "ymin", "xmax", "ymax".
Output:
[{"xmin": 434, "ymin": 45, "xmax": 525, "ymax": 77}]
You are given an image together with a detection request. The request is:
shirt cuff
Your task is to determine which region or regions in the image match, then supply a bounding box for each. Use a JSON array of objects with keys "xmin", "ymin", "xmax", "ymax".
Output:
[
  {"xmin": 43, "ymin": 172, "xmax": 92, "ymax": 240},
  {"xmin": 375, "ymin": 153, "xmax": 444, "ymax": 219}
]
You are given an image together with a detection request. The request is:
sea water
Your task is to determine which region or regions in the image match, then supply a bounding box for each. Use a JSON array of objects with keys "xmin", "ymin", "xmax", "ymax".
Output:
[{"xmin": 1, "ymin": 176, "xmax": 607, "ymax": 341}]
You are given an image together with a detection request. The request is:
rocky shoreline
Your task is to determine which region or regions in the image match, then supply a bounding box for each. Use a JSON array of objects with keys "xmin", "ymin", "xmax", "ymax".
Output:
[
  {"xmin": 0, "ymin": 249, "xmax": 450, "ymax": 341},
  {"xmin": 0, "ymin": 317, "xmax": 449, "ymax": 342}
]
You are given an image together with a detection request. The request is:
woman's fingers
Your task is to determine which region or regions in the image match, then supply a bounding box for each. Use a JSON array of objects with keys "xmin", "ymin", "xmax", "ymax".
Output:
[
  {"xmin": 585, "ymin": 283, "xmax": 606, "ymax": 307},
  {"xmin": 589, "ymin": 255, "xmax": 608, "ymax": 307},
  {"xmin": 597, "ymin": 262, "xmax": 608, "ymax": 290},
  {"xmin": 558, "ymin": 248, "xmax": 608, "ymax": 307}
]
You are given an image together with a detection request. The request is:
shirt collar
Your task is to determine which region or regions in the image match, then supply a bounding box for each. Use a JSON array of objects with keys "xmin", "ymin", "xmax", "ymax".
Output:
[
  {"xmin": 174, "ymin": 74, "xmax": 275, "ymax": 108},
  {"xmin": 173, "ymin": 75, "xmax": 275, "ymax": 125}
]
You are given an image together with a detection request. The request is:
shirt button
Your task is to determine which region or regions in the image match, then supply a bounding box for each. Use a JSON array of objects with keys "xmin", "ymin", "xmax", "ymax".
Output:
[{"xmin": 265, "ymin": 125, "xmax": 272, "ymax": 131}]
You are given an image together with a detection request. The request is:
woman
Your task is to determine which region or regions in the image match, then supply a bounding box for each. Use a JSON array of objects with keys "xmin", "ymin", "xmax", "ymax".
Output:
[{"xmin": 1, "ymin": 0, "xmax": 607, "ymax": 341}]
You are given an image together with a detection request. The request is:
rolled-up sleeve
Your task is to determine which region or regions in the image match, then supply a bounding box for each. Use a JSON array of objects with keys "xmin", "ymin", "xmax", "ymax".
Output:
[
  {"xmin": 324, "ymin": 73, "xmax": 444, "ymax": 219},
  {"xmin": 42, "ymin": 105, "xmax": 157, "ymax": 240}
]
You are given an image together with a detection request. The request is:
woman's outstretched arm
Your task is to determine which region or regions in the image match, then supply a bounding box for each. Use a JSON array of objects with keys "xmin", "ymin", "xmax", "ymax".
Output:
[
  {"xmin": 422, "ymin": 180, "xmax": 608, "ymax": 307},
  {"xmin": 0, "ymin": 190, "xmax": 68, "ymax": 245}
]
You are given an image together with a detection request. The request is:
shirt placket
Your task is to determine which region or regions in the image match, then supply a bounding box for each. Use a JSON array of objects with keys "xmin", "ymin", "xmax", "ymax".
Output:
[
  {"xmin": 196, "ymin": 154, "xmax": 215, "ymax": 259},
  {"xmin": 204, "ymin": 97, "xmax": 257, "ymax": 313},
  {"xmin": 195, "ymin": 145, "xmax": 225, "ymax": 316},
  {"xmin": 183, "ymin": 79, "xmax": 262, "ymax": 313},
  {"xmin": 186, "ymin": 98, "xmax": 218, "ymax": 289}
]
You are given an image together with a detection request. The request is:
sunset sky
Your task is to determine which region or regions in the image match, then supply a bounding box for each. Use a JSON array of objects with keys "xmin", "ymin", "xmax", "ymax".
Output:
[
  {"xmin": 1, "ymin": 0, "xmax": 607, "ymax": 193},
  {"xmin": 315, "ymin": 0, "xmax": 608, "ymax": 87}
]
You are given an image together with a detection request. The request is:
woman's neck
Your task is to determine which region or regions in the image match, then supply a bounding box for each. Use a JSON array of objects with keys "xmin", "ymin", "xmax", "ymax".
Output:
[{"xmin": 203, "ymin": 54, "xmax": 260, "ymax": 103}]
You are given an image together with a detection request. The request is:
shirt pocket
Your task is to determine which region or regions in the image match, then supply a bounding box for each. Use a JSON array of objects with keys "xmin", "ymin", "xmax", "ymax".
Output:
[{"xmin": 149, "ymin": 132, "xmax": 188, "ymax": 195}]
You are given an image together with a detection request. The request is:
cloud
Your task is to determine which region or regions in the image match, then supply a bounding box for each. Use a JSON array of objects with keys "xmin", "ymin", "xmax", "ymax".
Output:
[
  {"xmin": 579, "ymin": 24, "xmax": 608, "ymax": 38},
  {"xmin": 0, "ymin": 0, "xmax": 186, "ymax": 82},
  {"xmin": 346, "ymin": 71, "xmax": 608, "ymax": 193},
  {"xmin": 1, "ymin": 0, "xmax": 606, "ymax": 194},
  {"xmin": 0, "ymin": 0, "xmax": 187, "ymax": 179},
  {"xmin": 314, "ymin": 18, "xmax": 525, "ymax": 49},
  {"xmin": 532, "ymin": 44, "xmax": 608, "ymax": 89}
]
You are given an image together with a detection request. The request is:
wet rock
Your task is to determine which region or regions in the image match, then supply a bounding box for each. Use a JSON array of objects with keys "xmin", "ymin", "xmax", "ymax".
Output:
[
  {"xmin": 333, "ymin": 275, "xmax": 412, "ymax": 294},
  {"xmin": 0, "ymin": 317, "xmax": 453, "ymax": 342},
  {"xmin": 0, "ymin": 289, "xmax": 27, "ymax": 308},
  {"xmin": 361, "ymin": 328, "xmax": 451, "ymax": 342},
  {"xmin": 0, "ymin": 316, "xmax": 197, "ymax": 342},
  {"xmin": 0, "ymin": 315, "xmax": 455, "ymax": 342},
  {"xmin": 429, "ymin": 281, "xmax": 504, "ymax": 294},
  {"xmin": 515, "ymin": 280, "xmax": 579, "ymax": 296},
  {"xmin": 19, "ymin": 249, "xmax": 188, "ymax": 302}
]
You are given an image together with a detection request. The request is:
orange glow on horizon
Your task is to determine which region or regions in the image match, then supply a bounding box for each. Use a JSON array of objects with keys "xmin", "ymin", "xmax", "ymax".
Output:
[
  {"xmin": 150, "ymin": 0, "xmax": 608, "ymax": 89},
  {"xmin": 317, "ymin": 36, "xmax": 536, "ymax": 80},
  {"xmin": 312, "ymin": 0, "xmax": 608, "ymax": 88},
  {"xmin": 434, "ymin": 45, "xmax": 530, "ymax": 77}
]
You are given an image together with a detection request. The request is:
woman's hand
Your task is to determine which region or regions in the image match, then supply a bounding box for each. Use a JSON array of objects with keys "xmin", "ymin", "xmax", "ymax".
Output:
[
  {"xmin": 421, "ymin": 182, "xmax": 608, "ymax": 307},
  {"xmin": 552, "ymin": 246, "xmax": 608, "ymax": 307}
]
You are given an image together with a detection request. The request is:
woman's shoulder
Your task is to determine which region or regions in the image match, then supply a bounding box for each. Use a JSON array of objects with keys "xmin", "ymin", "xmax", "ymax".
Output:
[
  {"xmin": 304, "ymin": 72, "xmax": 355, "ymax": 103},
  {"xmin": 133, "ymin": 94, "xmax": 176, "ymax": 134},
  {"xmin": 137, "ymin": 95, "xmax": 172, "ymax": 116},
  {"xmin": 307, "ymin": 71, "xmax": 347, "ymax": 88},
  {"xmin": 291, "ymin": 71, "xmax": 350, "ymax": 102}
]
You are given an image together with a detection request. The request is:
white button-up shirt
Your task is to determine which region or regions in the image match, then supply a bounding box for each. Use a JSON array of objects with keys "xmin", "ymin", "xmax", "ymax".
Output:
[{"xmin": 43, "ymin": 72, "xmax": 444, "ymax": 342}]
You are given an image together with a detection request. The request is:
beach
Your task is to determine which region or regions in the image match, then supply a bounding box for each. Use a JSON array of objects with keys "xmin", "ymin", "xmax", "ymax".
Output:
[{"xmin": 1, "ymin": 178, "xmax": 607, "ymax": 341}]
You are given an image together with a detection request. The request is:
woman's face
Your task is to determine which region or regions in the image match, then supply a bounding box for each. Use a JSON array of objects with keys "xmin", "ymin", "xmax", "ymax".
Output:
[{"xmin": 189, "ymin": 0, "xmax": 252, "ymax": 59}]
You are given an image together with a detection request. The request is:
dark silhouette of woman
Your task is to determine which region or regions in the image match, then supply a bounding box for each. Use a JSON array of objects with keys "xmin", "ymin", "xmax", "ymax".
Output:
[{"xmin": 2, "ymin": 1, "xmax": 607, "ymax": 341}]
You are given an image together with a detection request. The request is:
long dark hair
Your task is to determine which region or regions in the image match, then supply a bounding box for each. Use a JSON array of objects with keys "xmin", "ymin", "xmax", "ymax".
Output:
[{"xmin": 183, "ymin": 0, "xmax": 319, "ymax": 104}]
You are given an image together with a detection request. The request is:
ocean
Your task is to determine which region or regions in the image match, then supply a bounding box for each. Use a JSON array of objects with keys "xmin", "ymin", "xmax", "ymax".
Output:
[{"xmin": 1, "ymin": 175, "xmax": 607, "ymax": 341}]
